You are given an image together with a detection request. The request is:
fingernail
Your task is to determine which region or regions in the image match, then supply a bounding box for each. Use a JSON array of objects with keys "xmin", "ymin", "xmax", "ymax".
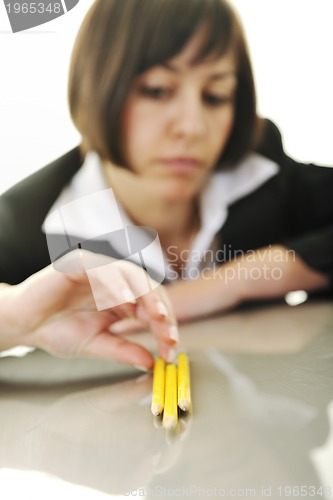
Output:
[
  {"xmin": 167, "ymin": 348, "xmax": 176, "ymax": 363},
  {"xmin": 169, "ymin": 325, "xmax": 179, "ymax": 342},
  {"xmin": 157, "ymin": 301, "xmax": 168, "ymax": 318},
  {"xmin": 122, "ymin": 288, "xmax": 137, "ymax": 304},
  {"xmin": 134, "ymin": 365, "xmax": 151, "ymax": 373}
]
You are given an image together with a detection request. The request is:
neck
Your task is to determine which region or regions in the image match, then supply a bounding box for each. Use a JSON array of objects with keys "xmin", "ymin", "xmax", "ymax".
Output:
[{"xmin": 103, "ymin": 163, "xmax": 199, "ymax": 241}]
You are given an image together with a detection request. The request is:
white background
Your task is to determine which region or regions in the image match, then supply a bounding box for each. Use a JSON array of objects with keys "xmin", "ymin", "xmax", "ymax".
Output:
[
  {"xmin": 0, "ymin": 0, "xmax": 332, "ymax": 492},
  {"xmin": 0, "ymin": 0, "xmax": 332, "ymax": 195}
]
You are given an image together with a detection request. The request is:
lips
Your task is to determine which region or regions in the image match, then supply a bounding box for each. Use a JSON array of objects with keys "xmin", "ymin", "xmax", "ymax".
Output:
[{"xmin": 158, "ymin": 158, "xmax": 203, "ymax": 171}]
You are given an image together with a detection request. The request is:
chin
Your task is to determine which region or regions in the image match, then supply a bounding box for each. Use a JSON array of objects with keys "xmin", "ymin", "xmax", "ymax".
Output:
[{"xmin": 159, "ymin": 183, "xmax": 198, "ymax": 202}]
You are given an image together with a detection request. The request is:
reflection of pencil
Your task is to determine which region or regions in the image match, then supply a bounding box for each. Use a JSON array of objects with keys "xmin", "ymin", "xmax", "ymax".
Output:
[
  {"xmin": 151, "ymin": 358, "xmax": 165, "ymax": 416},
  {"xmin": 163, "ymin": 364, "xmax": 178, "ymax": 430},
  {"xmin": 177, "ymin": 353, "xmax": 191, "ymax": 411}
]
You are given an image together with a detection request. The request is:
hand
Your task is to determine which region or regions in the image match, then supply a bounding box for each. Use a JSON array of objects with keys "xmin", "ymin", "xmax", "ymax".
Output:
[{"xmin": 0, "ymin": 250, "xmax": 178, "ymax": 369}]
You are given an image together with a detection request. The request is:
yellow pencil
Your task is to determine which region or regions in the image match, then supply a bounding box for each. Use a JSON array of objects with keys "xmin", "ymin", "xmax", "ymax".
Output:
[
  {"xmin": 162, "ymin": 364, "xmax": 178, "ymax": 430},
  {"xmin": 151, "ymin": 357, "xmax": 166, "ymax": 416},
  {"xmin": 177, "ymin": 352, "xmax": 191, "ymax": 412}
]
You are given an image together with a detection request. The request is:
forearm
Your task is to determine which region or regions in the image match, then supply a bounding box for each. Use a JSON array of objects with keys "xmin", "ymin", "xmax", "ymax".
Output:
[
  {"xmin": 228, "ymin": 245, "xmax": 330, "ymax": 302},
  {"xmin": 0, "ymin": 283, "xmax": 26, "ymax": 351},
  {"xmin": 167, "ymin": 245, "xmax": 330, "ymax": 322}
]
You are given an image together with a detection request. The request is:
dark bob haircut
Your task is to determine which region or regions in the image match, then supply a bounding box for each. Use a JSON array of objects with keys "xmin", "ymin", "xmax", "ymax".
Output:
[{"xmin": 68, "ymin": 0, "xmax": 261, "ymax": 169}]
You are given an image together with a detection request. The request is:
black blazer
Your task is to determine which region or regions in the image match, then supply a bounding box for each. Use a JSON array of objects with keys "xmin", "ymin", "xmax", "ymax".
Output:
[{"xmin": 1, "ymin": 120, "xmax": 333, "ymax": 289}]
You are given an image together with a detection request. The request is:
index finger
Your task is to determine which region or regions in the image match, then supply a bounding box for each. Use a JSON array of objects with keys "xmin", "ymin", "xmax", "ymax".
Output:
[
  {"xmin": 116, "ymin": 261, "xmax": 179, "ymax": 360},
  {"xmin": 136, "ymin": 291, "xmax": 179, "ymax": 363}
]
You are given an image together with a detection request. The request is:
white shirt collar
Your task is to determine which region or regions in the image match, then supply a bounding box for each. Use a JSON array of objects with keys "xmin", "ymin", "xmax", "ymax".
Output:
[{"xmin": 43, "ymin": 151, "xmax": 279, "ymax": 281}]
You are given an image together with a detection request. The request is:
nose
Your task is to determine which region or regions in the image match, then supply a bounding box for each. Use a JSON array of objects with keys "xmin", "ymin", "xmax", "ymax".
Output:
[{"xmin": 171, "ymin": 91, "xmax": 207, "ymax": 139}]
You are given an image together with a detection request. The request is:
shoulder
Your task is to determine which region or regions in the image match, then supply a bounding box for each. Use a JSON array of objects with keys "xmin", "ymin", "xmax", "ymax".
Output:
[
  {"xmin": 254, "ymin": 118, "xmax": 285, "ymax": 165},
  {"xmin": 252, "ymin": 120, "xmax": 333, "ymax": 226},
  {"xmin": 255, "ymin": 118, "xmax": 333, "ymax": 180},
  {"xmin": 0, "ymin": 147, "xmax": 83, "ymax": 284},
  {"xmin": 0, "ymin": 147, "xmax": 83, "ymax": 225}
]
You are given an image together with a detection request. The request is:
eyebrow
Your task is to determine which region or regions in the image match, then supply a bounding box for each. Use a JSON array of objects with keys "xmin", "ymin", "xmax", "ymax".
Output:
[{"xmin": 161, "ymin": 62, "xmax": 237, "ymax": 81}]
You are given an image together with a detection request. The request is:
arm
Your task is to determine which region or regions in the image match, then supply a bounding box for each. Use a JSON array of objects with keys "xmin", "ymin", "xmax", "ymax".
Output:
[
  {"xmin": 166, "ymin": 245, "xmax": 330, "ymax": 322},
  {"xmin": 164, "ymin": 123, "xmax": 329, "ymax": 323},
  {"xmin": 258, "ymin": 120, "xmax": 333, "ymax": 284},
  {"xmin": 0, "ymin": 251, "xmax": 179, "ymax": 369}
]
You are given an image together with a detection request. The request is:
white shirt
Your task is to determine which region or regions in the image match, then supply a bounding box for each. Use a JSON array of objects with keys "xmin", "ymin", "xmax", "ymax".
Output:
[{"xmin": 43, "ymin": 151, "xmax": 279, "ymax": 282}]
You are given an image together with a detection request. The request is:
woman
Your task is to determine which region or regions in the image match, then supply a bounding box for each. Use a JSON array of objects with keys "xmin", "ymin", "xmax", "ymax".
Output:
[{"xmin": 0, "ymin": 0, "xmax": 332, "ymax": 368}]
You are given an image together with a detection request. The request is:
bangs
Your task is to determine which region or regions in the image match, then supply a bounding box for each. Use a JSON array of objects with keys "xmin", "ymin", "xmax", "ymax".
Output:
[{"xmin": 134, "ymin": 0, "xmax": 236, "ymax": 73}]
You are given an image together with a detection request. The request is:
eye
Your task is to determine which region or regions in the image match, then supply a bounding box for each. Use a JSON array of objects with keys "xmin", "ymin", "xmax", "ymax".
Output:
[
  {"xmin": 203, "ymin": 94, "xmax": 234, "ymax": 107},
  {"xmin": 138, "ymin": 85, "xmax": 172, "ymax": 100}
]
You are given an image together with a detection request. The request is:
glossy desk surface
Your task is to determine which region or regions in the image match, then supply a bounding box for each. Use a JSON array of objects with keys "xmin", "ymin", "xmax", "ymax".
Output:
[{"xmin": 1, "ymin": 300, "xmax": 333, "ymax": 500}]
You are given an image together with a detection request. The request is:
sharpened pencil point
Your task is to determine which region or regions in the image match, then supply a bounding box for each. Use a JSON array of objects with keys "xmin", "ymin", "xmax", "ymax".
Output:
[{"xmin": 151, "ymin": 403, "xmax": 163, "ymax": 417}]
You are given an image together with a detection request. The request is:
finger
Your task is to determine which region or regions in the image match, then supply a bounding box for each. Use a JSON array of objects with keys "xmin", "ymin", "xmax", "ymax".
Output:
[
  {"xmin": 113, "ymin": 261, "xmax": 179, "ymax": 338},
  {"xmin": 136, "ymin": 303, "xmax": 178, "ymax": 357},
  {"xmin": 133, "ymin": 291, "xmax": 179, "ymax": 365},
  {"xmin": 157, "ymin": 341, "xmax": 177, "ymax": 364},
  {"xmin": 137, "ymin": 290, "xmax": 171, "ymax": 322},
  {"xmin": 118, "ymin": 264, "xmax": 173, "ymax": 323},
  {"xmin": 134, "ymin": 308, "xmax": 177, "ymax": 363},
  {"xmin": 82, "ymin": 259, "xmax": 140, "ymax": 312},
  {"xmin": 106, "ymin": 300, "xmax": 137, "ymax": 321},
  {"xmin": 82, "ymin": 331, "xmax": 155, "ymax": 370},
  {"xmin": 95, "ymin": 261, "xmax": 179, "ymax": 358},
  {"xmin": 136, "ymin": 293, "xmax": 179, "ymax": 344},
  {"xmin": 109, "ymin": 318, "xmax": 148, "ymax": 335}
]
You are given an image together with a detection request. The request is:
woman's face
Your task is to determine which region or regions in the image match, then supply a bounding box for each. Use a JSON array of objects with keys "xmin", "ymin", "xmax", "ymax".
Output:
[{"xmin": 121, "ymin": 32, "xmax": 237, "ymax": 201}]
